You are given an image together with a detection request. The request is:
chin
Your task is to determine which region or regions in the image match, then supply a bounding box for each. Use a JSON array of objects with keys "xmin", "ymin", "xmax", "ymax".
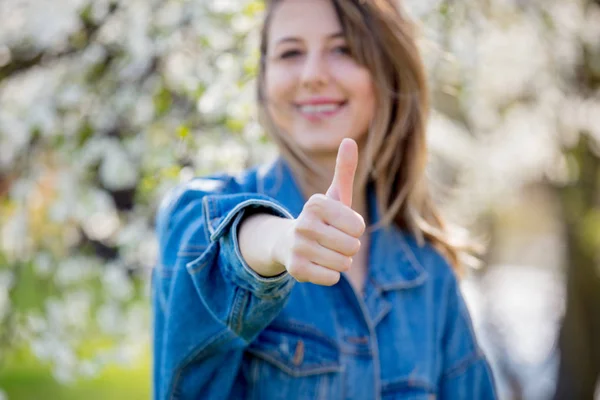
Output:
[{"xmin": 294, "ymin": 135, "xmax": 346, "ymax": 155}]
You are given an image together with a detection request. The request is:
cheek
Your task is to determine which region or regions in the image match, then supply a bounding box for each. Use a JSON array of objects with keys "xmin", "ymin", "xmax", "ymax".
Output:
[
  {"xmin": 265, "ymin": 67, "xmax": 297, "ymax": 104},
  {"xmin": 354, "ymin": 71, "xmax": 376, "ymax": 109},
  {"xmin": 264, "ymin": 67, "xmax": 299, "ymax": 131},
  {"xmin": 349, "ymin": 71, "xmax": 376, "ymax": 120},
  {"xmin": 359, "ymin": 83, "xmax": 376, "ymax": 118},
  {"xmin": 333, "ymin": 63, "xmax": 375, "ymax": 105}
]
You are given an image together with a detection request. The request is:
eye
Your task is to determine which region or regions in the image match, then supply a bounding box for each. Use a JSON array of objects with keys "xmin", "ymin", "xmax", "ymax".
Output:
[
  {"xmin": 332, "ymin": 45, "xmax": 351, "ymax": 56},
  {"xmin": 280, "ymin": 49, "xmax": 303, "ymax": 59}
]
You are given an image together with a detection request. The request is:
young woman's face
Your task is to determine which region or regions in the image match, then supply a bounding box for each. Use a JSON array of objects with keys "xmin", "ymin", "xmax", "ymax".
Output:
[{"xmin": 264, "ymin": 0, "xmax": 376, "ymax": 155}]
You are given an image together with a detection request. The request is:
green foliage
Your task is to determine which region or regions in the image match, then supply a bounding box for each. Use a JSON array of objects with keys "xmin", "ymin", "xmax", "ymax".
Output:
[{"xmin": 0, "ymin": 347, "xmax": 150, "ymax": 400}]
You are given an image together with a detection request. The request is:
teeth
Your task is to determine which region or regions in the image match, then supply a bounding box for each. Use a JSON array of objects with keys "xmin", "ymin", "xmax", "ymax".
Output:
[{"xmin": 299, "ymin": 103, "xmax": 341, "ymax": 114}]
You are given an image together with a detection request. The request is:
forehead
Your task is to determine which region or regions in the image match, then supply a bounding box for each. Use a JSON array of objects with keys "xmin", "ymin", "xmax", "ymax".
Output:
[{"xmin": 268, "ymin": 0, "xmax": 342, "ymax": 42}]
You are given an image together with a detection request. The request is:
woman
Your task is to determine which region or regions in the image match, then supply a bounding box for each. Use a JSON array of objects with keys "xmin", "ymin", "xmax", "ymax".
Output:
[{"xmin": 152, "ymin": 0, "xmax": 497, "ymax": 398}]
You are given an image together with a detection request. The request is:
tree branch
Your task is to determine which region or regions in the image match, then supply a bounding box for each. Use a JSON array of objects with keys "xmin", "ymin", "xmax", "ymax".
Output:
[{"xmin": 0, "ymin": 2, "xmax": 118, "ymax": 82}]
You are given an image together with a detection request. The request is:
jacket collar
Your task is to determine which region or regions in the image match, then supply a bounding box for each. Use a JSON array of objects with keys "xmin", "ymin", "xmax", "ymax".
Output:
[{"xmin": 256, "ymin": 157, "xmax": 428, "ymax": 290}]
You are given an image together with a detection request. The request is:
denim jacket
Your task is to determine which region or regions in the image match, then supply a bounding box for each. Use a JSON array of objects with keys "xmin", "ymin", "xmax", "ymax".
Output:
[{"xmin": 152, "ymin": 158, "xmax": 497, "ymax": 400}]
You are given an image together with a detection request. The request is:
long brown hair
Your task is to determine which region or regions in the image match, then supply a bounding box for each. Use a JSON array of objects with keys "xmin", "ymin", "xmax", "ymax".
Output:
[{"xmin": 257, "ymin": 0, "xmax": 469, "ymax": 275}]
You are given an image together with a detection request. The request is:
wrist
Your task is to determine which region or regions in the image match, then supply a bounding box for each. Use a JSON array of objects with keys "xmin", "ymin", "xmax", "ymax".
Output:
[
  {"xmin": 239, "ymin": 213, "xmax": 289, "ymax": 277},
  {"xmin": 267, "ymin": 217, "xmax": 293, "ymax": 269}
]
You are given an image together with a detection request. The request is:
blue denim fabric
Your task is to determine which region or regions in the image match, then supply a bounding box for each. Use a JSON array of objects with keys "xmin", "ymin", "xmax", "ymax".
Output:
[{"xmin": 152, "ymin": 159, "xmax": 497, "ymax": 400}]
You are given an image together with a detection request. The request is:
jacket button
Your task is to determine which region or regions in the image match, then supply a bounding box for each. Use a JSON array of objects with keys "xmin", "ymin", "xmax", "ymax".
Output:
[{"xmin": 292, "ymin": 340, "xmax": 304, "ymax": 366}]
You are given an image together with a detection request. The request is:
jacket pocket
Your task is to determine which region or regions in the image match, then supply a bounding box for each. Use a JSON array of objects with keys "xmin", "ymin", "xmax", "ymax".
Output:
[
  {"xmin": 381, "ymin": 377, "xmax": 436, "ymax": 400},
  {"xmin": 245, "ymin": 321, "xmax": 342, "ymax": 399}
]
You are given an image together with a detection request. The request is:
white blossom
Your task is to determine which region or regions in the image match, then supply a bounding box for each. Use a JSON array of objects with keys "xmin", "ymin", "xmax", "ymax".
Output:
[
  {"xmin": 33, "ymin": 252, "xmax": 53, "ymax": 278},
  {"xmin": 54, "ymin": 257, "xmax": 95, "ymax": 287},
  {"xmin": 96, "ymin": 301, "xmax": 125, "ymax": 335},
  {"xmin": 1, "ymin": 211, "xmax": 29, "ymax": 260},
  {"xmin": 103, "ymin": 263, "xmax": 134, "ymax": 302},
  {"xmin": 98, "ymin": 141, "xmax": 140, "ymax": 191}
]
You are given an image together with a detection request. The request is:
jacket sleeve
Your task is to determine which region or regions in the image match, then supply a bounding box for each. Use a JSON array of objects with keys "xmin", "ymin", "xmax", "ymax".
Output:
[
  {"xmin": 152, "ymin": 176, "xmax": 296, "ymax": 399},
  {"xmin": 438, "ymin": 272, "xmax": 498, "ymax": 400}
]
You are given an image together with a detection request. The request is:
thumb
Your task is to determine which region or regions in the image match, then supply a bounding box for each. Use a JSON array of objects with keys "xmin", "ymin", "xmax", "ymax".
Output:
[{"xmin": 326, "ymin": 138, "xmax": 358, "ymax": 207}]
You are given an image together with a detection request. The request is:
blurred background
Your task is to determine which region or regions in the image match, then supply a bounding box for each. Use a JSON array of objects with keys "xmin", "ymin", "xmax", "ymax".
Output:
[{"xmin": 1, "ymin": 0, "xmax": 599, "ymax": 399}]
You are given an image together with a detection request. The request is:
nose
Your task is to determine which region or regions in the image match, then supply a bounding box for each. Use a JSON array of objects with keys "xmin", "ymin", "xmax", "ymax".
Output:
[{"xmin": 300, "ymin": 51, "xmax": 329, "ymax": 90}]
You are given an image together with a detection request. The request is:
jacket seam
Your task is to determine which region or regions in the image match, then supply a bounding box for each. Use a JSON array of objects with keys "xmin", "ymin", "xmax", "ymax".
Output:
[
  {"xmin": 245, "ymin": 349, "xmax": 342, "ymax": 377},
  {"xmin": 186, "ymin": 243, "xmax": 217, "ymax": 274},
  {"xmin": 381, "ymin": 376, "xmax": 435, "ymax": 394},
  {"xmin": 268, "ymin": 319, "xmax": 340, "ymax": 349},
  {"xmin": 441, "ymin": 350, "xmax": 484, "ymax": 379},
  {"xmin": 229, "ymin": 287, "xmax": 250, "ymax": 335}
]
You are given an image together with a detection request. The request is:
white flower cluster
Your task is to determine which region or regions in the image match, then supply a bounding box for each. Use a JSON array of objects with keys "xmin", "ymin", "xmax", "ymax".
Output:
[
  {"xmin": 0, "ymin": 0, "xmax": 266, "ymax": 382},
  {"xmin": 421, "ymin": 0, "xmax": 599, "ymax": 220}
]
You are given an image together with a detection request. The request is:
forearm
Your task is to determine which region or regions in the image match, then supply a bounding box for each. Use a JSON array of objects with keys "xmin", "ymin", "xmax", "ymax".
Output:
[{"xmin": 238, "ymin": 213, "xmax": 290, "ymax": 277}]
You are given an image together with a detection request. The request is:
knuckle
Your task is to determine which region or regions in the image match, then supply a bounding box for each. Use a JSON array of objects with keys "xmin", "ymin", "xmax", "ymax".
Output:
[
  {"xmin": 295, "ymin": 216, "xmax": 318, "ymax": 238},
  {"xmin": 306, "ymin": 194, "xmax": 327, "ymax": 212},
  {"xmin": 311, "ymin": 193, "xmax": 328, "ymax": 203},
  {"xmin": 288, "ymin": 258, "xmax": 308, "ymax": 280},
  {"xmin": 293, "ymin": 218, "xmax": 310, "ymax": 235}
]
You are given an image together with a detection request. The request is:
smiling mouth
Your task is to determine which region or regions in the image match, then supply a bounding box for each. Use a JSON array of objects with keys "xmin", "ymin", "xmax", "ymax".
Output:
[{"xmin": 295, "ymin": 101, "xmax": 348, "ymax": 119}]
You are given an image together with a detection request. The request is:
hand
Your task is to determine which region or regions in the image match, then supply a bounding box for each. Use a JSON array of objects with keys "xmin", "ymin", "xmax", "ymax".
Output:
[{"xmin": 274, "ymin": 138, "xmax": 366, "ymax": 286}]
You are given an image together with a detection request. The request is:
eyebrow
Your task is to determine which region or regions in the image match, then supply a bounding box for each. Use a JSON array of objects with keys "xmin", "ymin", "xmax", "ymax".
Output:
[{"xmin": 274, "ymin": 32, "xmax": 345, "ymax": 46}]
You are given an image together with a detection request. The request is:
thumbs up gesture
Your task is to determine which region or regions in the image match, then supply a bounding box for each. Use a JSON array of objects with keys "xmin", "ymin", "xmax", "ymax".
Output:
[
  {"xmin": 277, "ymin": 139, "xmax": 366, "ymax": 286},
  {"xmin": 326, "ymin": 138, "xmax": 358, "ymax": 207}
]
